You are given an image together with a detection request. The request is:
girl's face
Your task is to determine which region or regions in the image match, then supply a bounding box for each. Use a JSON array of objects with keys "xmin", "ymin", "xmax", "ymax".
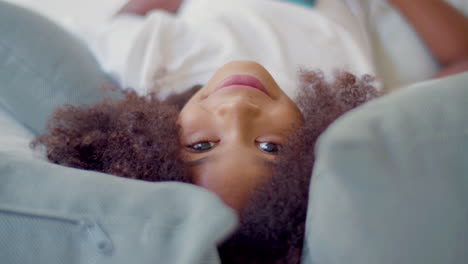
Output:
[{"xmin": 178, "ymin": 61, "xmax": 303, "ymax": 212}]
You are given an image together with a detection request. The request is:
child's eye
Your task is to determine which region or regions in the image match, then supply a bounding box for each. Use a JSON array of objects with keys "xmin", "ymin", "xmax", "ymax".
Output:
[
  {"xmin": 187, "ymin": 141, "xmax": 216, "ymax": 152},
  {"xmin": 257, "ymin": 142, "xmax": 281, "ymax": 154}
]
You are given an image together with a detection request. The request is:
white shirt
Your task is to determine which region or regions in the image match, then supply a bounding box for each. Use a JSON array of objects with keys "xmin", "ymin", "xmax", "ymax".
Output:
[{"xmin": 67, "ymin": 0, "xmax": 377, "ymax": 98}]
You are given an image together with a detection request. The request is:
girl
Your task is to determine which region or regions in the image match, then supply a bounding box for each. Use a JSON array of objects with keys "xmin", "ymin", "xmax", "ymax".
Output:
[{"xmin": 34, "ymin": 0, "xmax": 467, "ymax": 263}]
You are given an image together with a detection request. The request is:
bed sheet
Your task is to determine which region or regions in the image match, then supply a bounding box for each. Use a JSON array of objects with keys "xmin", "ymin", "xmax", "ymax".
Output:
[{"xmin": 7, "ymin": 0, "xmax": 466, "ymax": 92}]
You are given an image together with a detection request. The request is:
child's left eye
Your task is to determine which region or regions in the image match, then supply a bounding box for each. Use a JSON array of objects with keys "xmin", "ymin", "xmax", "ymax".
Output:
[
  {"xmin": 187, "ymin": 141, "xmax": 216, "ymax": 152},
  {"xmin": 257, "ymin": 142, "xmax": 281, "ymax": 154}
]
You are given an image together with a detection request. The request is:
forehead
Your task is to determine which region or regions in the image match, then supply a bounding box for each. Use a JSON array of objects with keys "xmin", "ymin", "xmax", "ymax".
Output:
[
  {"xmin": 189, "ymin": 152, "xmax": 273, "ymax": 169},
  {"xmin": 189, "ymin": 152, "xmax": 274, "ymax": 208},
  {"xmin": 189, "ymin": 149, "xmax": 273, "ymax": 177}
]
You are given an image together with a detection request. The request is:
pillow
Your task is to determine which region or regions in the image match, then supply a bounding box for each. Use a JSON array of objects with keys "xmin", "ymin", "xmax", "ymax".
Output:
[
  {"xmin": 0, "ymin": 106, "xmax": 36, "ymax": 158},
  {"xmin": 0, "ymin": 4, "xmax": 237, "ymax": 264},
  {"xmin": 2, "ymin": 0, "xmax": 128, "ymax": 26},
  {"xmin": 302, "ymin": 72, "xmax": 468, "ymax": 264},
  {"xmin": 0, "ymin": 153, "xmax": 236, "ymax": 264},
  {"xmin": 0, "ymin": 1, "xmax": 122, "ymax": 135}
]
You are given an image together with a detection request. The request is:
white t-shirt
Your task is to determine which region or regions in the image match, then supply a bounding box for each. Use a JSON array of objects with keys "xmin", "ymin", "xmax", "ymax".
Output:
[{"xmin": 70, "ymin": 0, "xmax": 377, "ymax": 98}]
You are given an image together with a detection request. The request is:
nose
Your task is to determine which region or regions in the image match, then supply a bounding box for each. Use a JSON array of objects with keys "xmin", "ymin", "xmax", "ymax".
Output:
[{"xmin": 214, "ymin": 97, "xmax": 261, "ymax": 120}]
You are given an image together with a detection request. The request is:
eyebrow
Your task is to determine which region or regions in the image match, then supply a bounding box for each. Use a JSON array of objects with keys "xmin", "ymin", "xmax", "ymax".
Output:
[{"xmin": 187, "ymin": 155, "xmax": 278, "ymax": 168}]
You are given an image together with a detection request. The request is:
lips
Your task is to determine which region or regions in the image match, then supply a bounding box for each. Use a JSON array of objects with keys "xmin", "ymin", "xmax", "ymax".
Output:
[{"xmin": 217, "ymin": 75, "xmax": 269, "ymax": 96}]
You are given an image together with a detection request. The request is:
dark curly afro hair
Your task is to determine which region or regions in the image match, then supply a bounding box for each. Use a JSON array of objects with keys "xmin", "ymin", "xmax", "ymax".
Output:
[{"xmin": 32, "ymin": 70, "xmax": 380, "ymax": 264}]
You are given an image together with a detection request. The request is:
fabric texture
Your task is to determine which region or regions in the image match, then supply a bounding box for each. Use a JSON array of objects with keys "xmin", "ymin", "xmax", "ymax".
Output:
[
  {"xmin": 0, "ymin": 154, "xmax": 236, "ymax": 264},
  {"xmin": 0, "ymin": 1, "xmax": 121, "ymax": 135},
  {"xmin": 302, "ymin": 72, "xmax": 468, "ymax": 264},
  {"xmin": 0, "ymin": 4, "xmax": 237, "ymax": 263},
  {"xmin": 61, "ymin": 0, "xmax": 375, "ymax": 98}
]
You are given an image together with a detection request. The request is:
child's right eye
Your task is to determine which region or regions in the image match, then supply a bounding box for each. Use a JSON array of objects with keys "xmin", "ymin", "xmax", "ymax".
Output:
[{"xmin": 187, "ymin": 141, "xmax": 216, "ymax": 152}]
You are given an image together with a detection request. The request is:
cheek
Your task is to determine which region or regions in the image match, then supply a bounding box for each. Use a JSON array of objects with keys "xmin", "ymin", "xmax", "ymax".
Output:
[
  {"xmin": 270, "ymin": 107, "xmax": 303, "ymax": 131},
  {"xmin": 178, "ymin": 107, "xmax": 213, "ymax": 140}
]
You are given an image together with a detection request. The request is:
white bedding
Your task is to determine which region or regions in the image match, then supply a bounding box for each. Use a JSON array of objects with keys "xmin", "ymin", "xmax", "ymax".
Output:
[
  {"xmin": 5, "ymin": 0, "xmax": 374, "ymax": 96},
  {"xmin": 4, "ymin": 0, "xmax": 468, "ymax": 92}
]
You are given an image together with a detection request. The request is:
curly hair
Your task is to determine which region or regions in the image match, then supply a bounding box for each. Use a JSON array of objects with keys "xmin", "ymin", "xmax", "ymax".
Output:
[
  {"xmin": 32, "ymin": 70, "xmax": 380, "ymax": 264},
  {"xmin": 31, "ymin": 91, "xmax": 191, "ymax": 183}
]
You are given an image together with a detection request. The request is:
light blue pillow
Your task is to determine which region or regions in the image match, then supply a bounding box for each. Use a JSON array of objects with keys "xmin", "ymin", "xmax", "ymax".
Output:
[
  {"xmin": 303, "ymin": 72, "xmax": 468, "ymax": 264},
  {"xmin": 0, "ymin": 0, "xmax": 122, "ymax": 135},
  {"xmin": 0, "ymin": 3, "xmax": 236, "ymax": 264},
  {"xmin": 0, "ymin": 151, "xmax": 236, "ymax": 264},
  {"xmin": 0, "ymin": 103, "xmax": 237, "ymax": 264}
]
